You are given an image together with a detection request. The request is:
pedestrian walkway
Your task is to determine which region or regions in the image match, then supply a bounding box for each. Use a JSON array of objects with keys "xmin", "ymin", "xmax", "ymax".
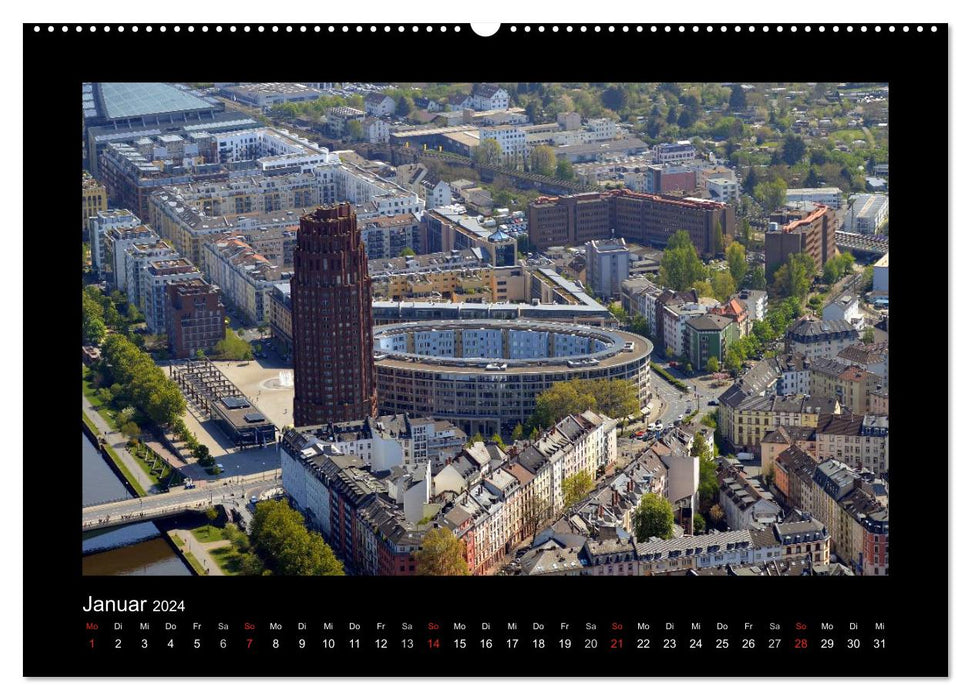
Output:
[
  {"xmin": 169, "ymin": 529, "xmax": 227, "ymax": 576},
  {"xmin": 82, "ymin": 395, "xmax": 158, "ymax": 495}
]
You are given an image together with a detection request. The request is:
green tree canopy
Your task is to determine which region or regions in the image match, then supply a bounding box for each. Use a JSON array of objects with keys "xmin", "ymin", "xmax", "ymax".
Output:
[
  {"xmin": 213, "ymin": 329, "xmax": 253, "ymax": 361},
  {"xmin": 729, "ymin": 84, "xmax": 747, "ymax": 112},
  {"xmin": 415, "ymin": 527, "xmax": 470, "ymax": 576},
  {"xmin": 659, "ymin": 230, "xmax": 706, "ymax": 291},
  {"xmin": 705, "ymin": 356, "xmax": 720, "ymax": 373},
  {"xmin": 632, "ymin": 493, "xmax": 674, "ymax": 541},
  {"xmin": 250, "ymin": 500, "xmax": 344, "ymax": 576},
  {"xmin": 562, "ymin": 472, "xmax": 595, "ymax": 509},
  {"xmin": 529, "ymin": 145, "xmax": 557, "ymax": 176},
  {"xmin": 531, "ymin": 378, "xmax": 639, "ymax": 429},
  {"xmin": 773, "ymin": 252, "xmax": 816, "ymax": 299},
  {"xmin": 555, "ymin": 158, "xmax": 575, "ymax": 180},
  {"xmin": 754, "ymin": 177, "xmax": 787, "ymax": 211},
  {"xmin": 691, "ymin": 431, "xmax": 719, "ymax": 501},
  {"xmin": 346, "ymin": 118, "xmax": 363, "ymax": 141},
  {"xmin": 749, "ymin": 265, "xmax": 767, "ymax": 290},
  {"xmin": 781, "ymin": 133, "xmax": 807, "ymax": 166},
  {"xmin": 473, "ymin": 138, "xmax": 502, "ymax": 167},
  {"xmin": 710, "ymin": 269, "xmax": 737, "ymax": 302},
  {"xmin": 726, "ymin": 241, "xmax": 748, "ymax": 286}
]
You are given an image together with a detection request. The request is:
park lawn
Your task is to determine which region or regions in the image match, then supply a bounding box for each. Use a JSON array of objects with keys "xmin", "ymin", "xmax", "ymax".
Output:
[
  {"xmin": 126, "ymin": 444, "xmax": 166, "ymax": 485},
  {"xmin": 190, "ymin": 524, "xmax": 226, "ymax": 543},
  {"xmin": 209, "ymin": 545, "xmax": 244, "ymax": 575},
  {"xmin": 829, "ymin": 129, "xmax": 867, "ymax": 144},
  {"xmin": 82, "ymin": 368, "xmax": 120, "ymax": 431}
]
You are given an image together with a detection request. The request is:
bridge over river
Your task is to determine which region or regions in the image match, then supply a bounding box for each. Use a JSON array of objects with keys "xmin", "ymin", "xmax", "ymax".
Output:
[{"xmin": 82, "ymin": 473, "xmax": 282, "ymax": 532}]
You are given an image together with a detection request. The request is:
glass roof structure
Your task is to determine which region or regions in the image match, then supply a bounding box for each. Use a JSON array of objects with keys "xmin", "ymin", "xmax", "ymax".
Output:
[{"xmin": 99, "ymin": 83, "xmax": 212, "ymax": 119}]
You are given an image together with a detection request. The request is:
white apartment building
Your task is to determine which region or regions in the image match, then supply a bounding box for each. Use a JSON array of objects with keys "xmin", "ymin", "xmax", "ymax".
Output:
[
  {"xmin": 89, "ymin": 209, "xmax": 141, "ymax": 276},
  {"xmin": 586, "ymin": 118, "xmax": 617, "ymax": 141},
  {"xmin": 847, "ymin": 194, "xmax": 889, "ymax": 235},
  {"xmin": 108, "ymin": 224, "xmax": 158, "ymax": 292},
  {"xmin": 471, "ymin": 85, "xmax": 510, "ymax": 111},
  {"xmin": 653, "ymin": 141, "xmax": 696, "ymax": 164},
  {"xmin": 364, "ymin": 118, "xmax": 391, "ymax": 144},
  {"xmin": 785, "ymin": 187, "xmax": 843, "ymax": 209},
  {"xmin": 213, "ymin": 127, "xmax": 341, "ymax": 173},
  {"xmin": 124, "ymin": 238, "xmax": 180, "ymax": 311},
  {"xmin": 707, "ymin": 177, "xmax": 740, "ymax": 202},
  {"xmin": 479, "ymin": 125, "xmax": 528, "ymax": 159}
]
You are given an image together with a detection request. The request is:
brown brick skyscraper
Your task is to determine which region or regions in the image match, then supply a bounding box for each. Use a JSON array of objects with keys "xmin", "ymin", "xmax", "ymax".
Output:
[{"xmin": 292, "ymin": 204, "xmax": 377, "ymax": 427}]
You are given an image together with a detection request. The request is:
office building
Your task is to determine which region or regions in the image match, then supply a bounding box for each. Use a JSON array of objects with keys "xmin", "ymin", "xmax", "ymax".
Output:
[{"xmin": 291, "ymin": 204, "xmax": 378, "ymax": 427}]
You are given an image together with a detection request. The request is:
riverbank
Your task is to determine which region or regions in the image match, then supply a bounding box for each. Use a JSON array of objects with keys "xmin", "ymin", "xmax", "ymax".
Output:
[{"xmin": 82, "ymin": 410, "xmax": 147, "ymax": 498}]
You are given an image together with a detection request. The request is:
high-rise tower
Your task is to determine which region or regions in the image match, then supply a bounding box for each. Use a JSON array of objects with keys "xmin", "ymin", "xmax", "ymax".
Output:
[{"xmin": 291, "ymin": 203, "xmax": 377, "ymax": 427}]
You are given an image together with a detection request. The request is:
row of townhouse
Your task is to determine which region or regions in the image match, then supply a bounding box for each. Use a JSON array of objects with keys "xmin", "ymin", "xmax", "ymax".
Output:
[
  {"xmin": 443, "ymin": 411, "xmax": 618, "ymax": 575},
  {"xmin": 521, "ymin": 509, "xmax": 831, "ymax": 577}
]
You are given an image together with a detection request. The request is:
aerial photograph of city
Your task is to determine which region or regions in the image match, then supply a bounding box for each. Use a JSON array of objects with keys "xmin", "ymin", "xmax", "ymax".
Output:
[{"xmin": 81, "ymin": 81, "xmax": 890, "ymax": 578}]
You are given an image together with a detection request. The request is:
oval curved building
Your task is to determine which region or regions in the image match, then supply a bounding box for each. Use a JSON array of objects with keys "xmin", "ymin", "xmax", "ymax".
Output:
[{"xmin": 374, "ymin": 320, "xmax": 653, "ymax": 437}]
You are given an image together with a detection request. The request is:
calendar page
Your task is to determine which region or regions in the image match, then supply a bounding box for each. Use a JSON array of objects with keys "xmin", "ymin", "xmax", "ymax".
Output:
[{"xmin": 24, "ymin": 21, "xmax": 946, "ymax": 677}]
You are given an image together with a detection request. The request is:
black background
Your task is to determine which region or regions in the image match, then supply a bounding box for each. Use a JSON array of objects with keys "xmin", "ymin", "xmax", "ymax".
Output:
[{"xmin": 23, "ymin": 22, "xmax": 947, "ymax": 677}]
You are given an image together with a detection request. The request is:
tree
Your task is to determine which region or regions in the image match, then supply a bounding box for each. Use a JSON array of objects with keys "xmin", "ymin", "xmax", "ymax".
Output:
[
  {"xmin": 511, "ymin": 423, "xmax": 524, "ymax": 442},
  {"xmin": 562, "ymin": 472, "xmax": 595, "ymax": 510},
  {"xmin": 705, "ymin": 356, "xmax": 720, "ymax": 373},
  {"xmin": 395, "ymin": 94, "xmax": 414, "ymax": 117},
  {"xmin": 749, "ymin": 265, "xmax": 767, "ymax": 291},
  {"xmin": 804, "ymin": 167, "xmax": 821, "ymax": 188},
  {"xmin": 346, "ymin": 119, "xmax": 363, "ymax": 142},
  {"xmin": 415, "ymin": 528, "xmax": 469, "ymax": 576},
  {"xmin": 742, "ymin": 168, "xmax": 758, "ymax": 196},
  {"xmin": 531, "ymin": 378, "xmax": 639, "ymax": 429},
  {"xmin": 754, "ymin": 177, "xmax": 787, "ymax": 211},
  {"xmin": 489, "ymin": 433, "xmax": 506, "ymax": 449},
  {"xmin": 710, "ymin": 269, "xmax": 737, "ymax": 302},
  {"xmin": 120, "ymin": 421, "xmax": 141, "ymax": 442},
  {"xmin": 691, "ymin": 432, "xmax": 719, "ymax": 501},
  {"xmin": 213, "ymin": 329, "xmax": 253, "ymax": 361},
  {"xmin": 781, "ymin": 134, "xmax": 807, "ymax": 166},
  {"xmin": 600, "ymin": 85, "xmax": 627, "ymax": 112},
  {"xmin": 472, "ymin": 138, "xmax": 502, "ymax": 168},
  {"xmin": 693, "ymin": 512, "xmax": 707, "ymax": 535},
  {"xmin": 529, "ymin": 145, "xmax": 557, "ymax": 176},
  {"xmin": 726, "ymin": 242, "xmax": 748, "ymax": 286},
  {"xmin": 250, "ymin": 500, "xmax": 344, "ymax": 576},
  {"xmin": 555, "ymin": 158, "xmax": 574, "ymax": 181},
  {"xmin": 773, "ymin": 252, "xmax": 816, "ymax": 299},
  {"xmin": 399, "ymin": 247, "xmax": 416, "ymax": 257},
  {"xmin": 632, "ymin": 493, "xmax": 674, "ymax": 541},
  {"xmin": 659, "ymin": 230, "xmax": 706, "ymax": 291},
  {"xmin": 822, "ymin": 259, "xmax": 842, "ymax": 285},
  {"xmin": 205, "ymin": 506, "xmax": 219, "ymax": 538},
  {"xmin": 82, "ymin": 293, "xmax": 107, "ymax": 345},
  {"xmin": 862, "ymin": 327, "xmax": 875, "ymax": 344},
  {"xmin": 608, "ymin": 301, "xmax": 629, "ymax": 324},
  {"xmin": 708, "ymin": 504, "xmax": 725, "ymax": 527},
  {"xmin": 729, "ymin": 84, "xmax": 747, "ymax": 112},
  {"xmin": 467, "ymin": 432, "xmax": 484, "ymax": 446}
]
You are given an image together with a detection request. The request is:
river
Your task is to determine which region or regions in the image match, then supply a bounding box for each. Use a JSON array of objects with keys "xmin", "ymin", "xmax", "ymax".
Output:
[{"xmin": 82, "ymin": 435, "xmax": 191, "ymax": 576}]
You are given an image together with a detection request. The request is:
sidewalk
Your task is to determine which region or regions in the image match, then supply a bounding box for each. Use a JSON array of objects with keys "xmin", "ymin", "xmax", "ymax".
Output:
[
  {"xmin": 170, "ymin": 528, "xmax": 227, "ymax": 576},
  {"xmin": 82, "ymin": 395, "xmax": 159, "ymax": 495}
]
